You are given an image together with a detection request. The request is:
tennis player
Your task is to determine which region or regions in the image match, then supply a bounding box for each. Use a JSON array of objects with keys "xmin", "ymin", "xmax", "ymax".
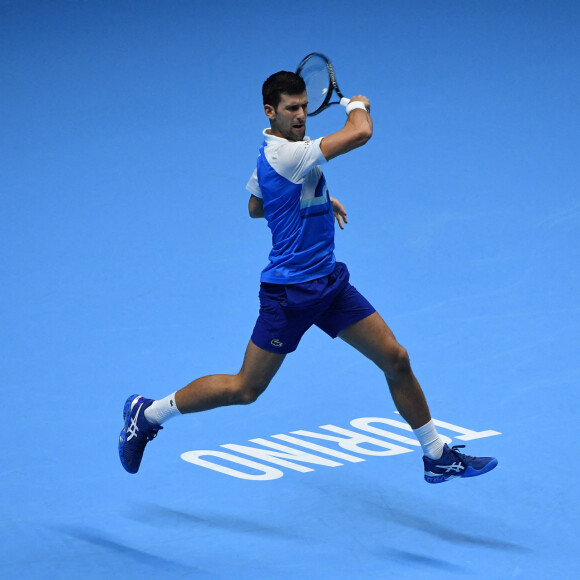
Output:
[{"xmin": 119, "ymin": 71, "xmax": 497, "ymax": 483}]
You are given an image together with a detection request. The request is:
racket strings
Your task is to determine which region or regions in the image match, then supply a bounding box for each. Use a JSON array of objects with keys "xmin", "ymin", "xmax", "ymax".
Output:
[{"xmin": 298, "ymin": 56, "xmax": 332, "ymax": 115}]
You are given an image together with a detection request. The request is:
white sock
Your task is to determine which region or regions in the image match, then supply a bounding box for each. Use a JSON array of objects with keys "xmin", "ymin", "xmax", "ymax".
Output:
[
  {"xmin": 144, "ymin": 392, "xmax": 181, "ymax": 426},
  {"xmin": 413, "ymin": 419, "xmax": 445, "ymax": 460}
]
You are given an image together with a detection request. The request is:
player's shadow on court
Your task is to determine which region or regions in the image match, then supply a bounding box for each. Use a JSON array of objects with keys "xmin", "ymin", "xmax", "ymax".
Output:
[
  {"xmin": 55, "ymin": 525, "xmax": 214, "ymax": 577},
  {"xmin": 380, "ymin": 505, "xmax": 530, "ymax": 553},
  {"xmin": 365, "ymin": 504, "xmax": 531, "ymax": 574},
  {"xmin": 127, "ymin": 502, "xmax": 298, "ymax": 540},
  {"xmin": 330, "ymin": 486, "xmax": 531, "ymax": 572},
  {"xmin": 372, "ymin": 547, "xmax": 467, "ymax": 572},
  {"xmin": 348, "ymin": 490, "xmax": 532, "ymax": 554}
]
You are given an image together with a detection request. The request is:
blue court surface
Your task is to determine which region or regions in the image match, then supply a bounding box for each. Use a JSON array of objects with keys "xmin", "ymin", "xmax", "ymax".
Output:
[{"xmin": 2, "ymin": 1, "xmax": 579, "ymax": 578}]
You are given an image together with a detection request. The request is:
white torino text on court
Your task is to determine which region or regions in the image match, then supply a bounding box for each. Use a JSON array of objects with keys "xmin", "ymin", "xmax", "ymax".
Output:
[{"xmin": 180, "ymin": 414, "xmax": 501, "ymax": 480}]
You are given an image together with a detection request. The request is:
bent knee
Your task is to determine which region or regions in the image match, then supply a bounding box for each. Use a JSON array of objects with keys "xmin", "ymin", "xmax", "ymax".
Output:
[
  {"xmin": 236, "ymin": 387, "xmax": 262, "ymax": 405},
  {"xmin": 384, "ymin": 344, "xmax": 412, "ymax": 377},
  {"xmin": 230, "ymin": 380, "xmax": 269, "ymax": 405}
]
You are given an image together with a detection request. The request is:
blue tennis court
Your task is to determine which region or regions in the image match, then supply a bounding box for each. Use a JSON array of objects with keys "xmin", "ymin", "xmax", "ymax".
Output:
[{"xmin": 2, "ymin": 1, "xmax": 579, "ymax": 578}]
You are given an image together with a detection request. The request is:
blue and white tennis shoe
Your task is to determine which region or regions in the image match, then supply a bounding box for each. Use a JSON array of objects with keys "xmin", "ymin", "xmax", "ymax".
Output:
[
  {"xmin": 119, "ymin": 394, "xmax": 162, "ymax": 474},
  {"xmin": 423, "ymin": 444, "xmax": 498, "ymax": 484}
]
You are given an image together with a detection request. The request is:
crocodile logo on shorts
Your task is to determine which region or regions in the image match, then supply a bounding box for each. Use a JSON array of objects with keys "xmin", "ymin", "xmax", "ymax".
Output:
[{"xmin": 270, "ymin": 339, "xmax": 283, "ymax": 347}]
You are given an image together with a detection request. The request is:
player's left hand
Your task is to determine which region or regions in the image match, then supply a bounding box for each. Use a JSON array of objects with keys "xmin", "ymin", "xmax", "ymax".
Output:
[{"xmin": 330, "ymin": 197, "xmax": 348, "ymax": 230}]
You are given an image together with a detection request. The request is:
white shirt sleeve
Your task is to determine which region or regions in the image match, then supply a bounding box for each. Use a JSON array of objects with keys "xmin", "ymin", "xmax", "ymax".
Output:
[
  {"xmin": 245, "ymin": 169, "xmax": 262, "ymax": 198},
  {"xmin": 266, "ymin": 137, "xmax": 326, "ymax": 184}
]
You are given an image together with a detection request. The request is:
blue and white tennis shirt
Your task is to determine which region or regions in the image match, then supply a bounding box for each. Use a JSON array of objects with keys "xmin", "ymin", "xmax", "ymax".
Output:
[{"xmin": 246, "ymin": 129, "xmax": 336, "ymax": 284}]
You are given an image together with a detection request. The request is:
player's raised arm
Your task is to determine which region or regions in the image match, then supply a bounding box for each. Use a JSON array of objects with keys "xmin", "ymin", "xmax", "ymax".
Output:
[{"xmin": 319, "ymin": 96, "xmax": 373, "ymax": 161}]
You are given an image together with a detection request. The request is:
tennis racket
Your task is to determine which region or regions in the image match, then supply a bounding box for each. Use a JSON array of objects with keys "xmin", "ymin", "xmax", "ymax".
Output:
[{"xmin": 296, "ymin": 52, "xmax": 350, "ymax": 116}]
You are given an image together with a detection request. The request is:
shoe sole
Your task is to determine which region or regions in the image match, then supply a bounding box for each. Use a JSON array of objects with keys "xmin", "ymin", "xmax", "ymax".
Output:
[
  {"xmin": 462, "ymin": 458, "xmax": 498, "ymax": 478},
  {"xmin": 123, "ymin": 394, "xmax": 140, "ymax": 422}
]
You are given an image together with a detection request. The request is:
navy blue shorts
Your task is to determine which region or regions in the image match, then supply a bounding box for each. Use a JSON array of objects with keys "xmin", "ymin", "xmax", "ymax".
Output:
[{"xmin": 251, "ymin": 262, "xmax": 376, "ymax": 354}]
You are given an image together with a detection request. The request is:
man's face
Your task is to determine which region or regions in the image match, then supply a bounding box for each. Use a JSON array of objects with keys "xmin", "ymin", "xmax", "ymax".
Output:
[{"xmin": 265, "ymin": 91, "xmax": 308, "ymax": 141}]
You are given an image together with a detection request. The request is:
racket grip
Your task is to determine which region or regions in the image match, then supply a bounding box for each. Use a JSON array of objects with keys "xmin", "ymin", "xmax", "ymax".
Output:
[{"xmin": 340, "ymin": 97, "xmax": 350, "ymax": 107}]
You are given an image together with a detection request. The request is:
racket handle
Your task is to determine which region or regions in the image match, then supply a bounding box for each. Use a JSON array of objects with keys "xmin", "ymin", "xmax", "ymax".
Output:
[{"xmin": 340, "ymin": 97, "xmax": 350, "ymax": 107}]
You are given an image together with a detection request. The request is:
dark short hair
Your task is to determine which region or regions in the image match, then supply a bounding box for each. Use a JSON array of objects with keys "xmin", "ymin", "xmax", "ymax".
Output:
[{"xmin": 262, "ymin": 71, "xmax": 306, "ymax": 109}]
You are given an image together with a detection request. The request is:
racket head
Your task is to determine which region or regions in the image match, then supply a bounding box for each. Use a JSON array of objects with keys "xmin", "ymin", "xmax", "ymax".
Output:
[{"xmin": 296, "ymin": 52, "xmax": 344, "ymax": 116}]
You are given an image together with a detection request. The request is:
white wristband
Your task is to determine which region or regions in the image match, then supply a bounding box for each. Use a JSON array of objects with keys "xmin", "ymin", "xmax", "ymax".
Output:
[{"xmin": 345, "ymin": 101, "xmax": 368, "ymax": 115}]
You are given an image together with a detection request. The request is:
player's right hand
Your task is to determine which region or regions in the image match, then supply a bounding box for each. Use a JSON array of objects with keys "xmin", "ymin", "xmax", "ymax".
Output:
[{"xmin": 349, "ymin": 95, "xmax": 370, "ymax": 112}]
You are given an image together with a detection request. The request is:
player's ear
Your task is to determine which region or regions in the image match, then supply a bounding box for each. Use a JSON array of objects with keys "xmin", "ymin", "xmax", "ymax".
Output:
[{"xmin": 264, "ymin": 104, "xmax": 276, "ymax": 120}]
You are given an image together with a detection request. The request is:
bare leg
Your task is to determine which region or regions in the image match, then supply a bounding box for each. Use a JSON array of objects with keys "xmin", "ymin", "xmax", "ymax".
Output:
[
  {"xmin": 338, "ymin": 312, "xmax": 431, "ymax": 429},
  {"xmin": 175, "ymin": 340, "xmax": 286, "ymax": 414}
]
